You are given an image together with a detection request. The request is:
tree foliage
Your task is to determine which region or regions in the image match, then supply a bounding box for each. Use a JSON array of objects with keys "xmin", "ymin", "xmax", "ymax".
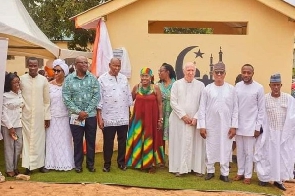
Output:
[
  {"xmin": 21, "ymin": 0, "xmax": 108, "ymax": 51},
  {"xmin": 164, "ymin": 27, "xmax": 213, "ymax": 34}
]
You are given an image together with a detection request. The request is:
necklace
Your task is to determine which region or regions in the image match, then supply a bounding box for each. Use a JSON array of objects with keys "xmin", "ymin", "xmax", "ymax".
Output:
[
  {"xmin": 139, "ymin": 84, "xmax": 152, "ymax": 95},
  {"xmin": 55, "ymin": 80, "xmax": 63, "ymax": 86}
]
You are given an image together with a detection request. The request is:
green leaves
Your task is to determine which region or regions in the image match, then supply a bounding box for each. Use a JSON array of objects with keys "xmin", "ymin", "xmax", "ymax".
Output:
[{"xmin": 21, "ymin": 0, "xmax": 108, "ymax": 51}]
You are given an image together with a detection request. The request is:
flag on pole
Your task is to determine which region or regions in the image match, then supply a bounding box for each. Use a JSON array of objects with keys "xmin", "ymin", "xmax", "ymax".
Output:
[{"xmin": 91, "ymin": 19, "xmax": 113, "ymax": 77}]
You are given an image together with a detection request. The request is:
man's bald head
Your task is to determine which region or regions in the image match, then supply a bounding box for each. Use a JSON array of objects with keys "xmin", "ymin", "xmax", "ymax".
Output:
[
  {"xmin": 110, "ymin": 57, "xmax": 121, "ymax": 64},
  {"xmin": 109, "ymin": 57, "xmax": 121, "ymax": 76}
]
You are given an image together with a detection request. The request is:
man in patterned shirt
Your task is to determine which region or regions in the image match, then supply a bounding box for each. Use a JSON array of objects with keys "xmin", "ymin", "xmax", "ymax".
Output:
[
  {"xmin": 62, "ymin": 56, "xmax": 100, "ymax": 173},
  {"xmin": 97, "ymin": 57, "xmax": 133, "ymax": 172},
  {"xmin": 254, "ymin": 73, "xmax": 295, "ymax": 191}
]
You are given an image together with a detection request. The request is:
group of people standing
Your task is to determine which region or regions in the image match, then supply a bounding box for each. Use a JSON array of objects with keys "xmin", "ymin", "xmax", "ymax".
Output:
[
  {"xmin": 1, "ymin": 56, "xmax": 294, "ymax": 192},
  {"xmin": 167, "ymin": 62, "xmax": 295, "ymax": 192}
]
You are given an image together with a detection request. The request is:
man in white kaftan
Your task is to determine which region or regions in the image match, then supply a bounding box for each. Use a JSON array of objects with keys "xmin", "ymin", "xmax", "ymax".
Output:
[
  {"xmin": 198, "ymin": 62, "xmax": 238, "ymax": 182},
  {"xmin": 20, "ymin": 57, "xmax": 51, "ymax": 174},
  {"xmin": 234, "ymin": 64, "xmax": 264, "ymax": 184},
  {"xmin": 169, "ymin": 62, "xmax": 205, "ymax": 177},
  {"xmin": 254, "ymin": 73, "xmax": 295, "ymax": 191}
]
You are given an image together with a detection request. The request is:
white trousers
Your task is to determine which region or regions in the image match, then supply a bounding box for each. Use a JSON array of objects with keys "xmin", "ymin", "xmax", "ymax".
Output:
[
  {"xmin": 206, "ymin": 162, "xmax": 229, "ymax": 176},
  {"xmin": 236, "ymin": 135, "xmax": 255, "ymax": 178}
]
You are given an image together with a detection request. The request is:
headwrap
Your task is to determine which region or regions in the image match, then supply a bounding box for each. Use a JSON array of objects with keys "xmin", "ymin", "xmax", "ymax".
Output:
[
  {"xmin": 52, "ymin": 59, "xmax": 69, "ymax": 76},
  {"xmin": 140, "ymin": 67, "xmax": 154, "ymax": 83},
  {"xmin": 270, "ymin": 73, "xmax": 281, "ymax": 83},
  {"xmin": 213, "ymin": 62, "xmax": 225, "ymax": 70},
  {"xmin": 44, "ymin": 65, "xmax": 54, "ymax": 78}
]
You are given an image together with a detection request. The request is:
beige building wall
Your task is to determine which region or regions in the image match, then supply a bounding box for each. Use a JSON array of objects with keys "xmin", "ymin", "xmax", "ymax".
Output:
[{"xmin": 101, "ymin": 0, "xmax": 295, "ymax": 93}]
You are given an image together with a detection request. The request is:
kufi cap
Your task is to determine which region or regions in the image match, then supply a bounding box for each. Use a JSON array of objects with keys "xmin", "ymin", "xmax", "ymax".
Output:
[
  {"xmin": 270, "ymin": 73, "xmax": 281, "ymax": 83},
  {"xmin": 213, "ymin": 62, "xmax": 225, "ymax": 71}
]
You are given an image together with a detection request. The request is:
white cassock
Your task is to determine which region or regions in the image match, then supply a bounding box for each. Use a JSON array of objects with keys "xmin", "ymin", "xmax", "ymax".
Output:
[
  {"xmin": 20, "ymin": 74, "xmax": 51, "ymax": 170},
  {"xmin": 254, "ymin": 92, "xmax": 295, "ymax": 182},
  {"xmin": 169, "ymin": 78, "xmax": 205, "ymax": 174},
  {"xmin": 198, "ymin": 82, "xmax": 238, "ymax": 176}
]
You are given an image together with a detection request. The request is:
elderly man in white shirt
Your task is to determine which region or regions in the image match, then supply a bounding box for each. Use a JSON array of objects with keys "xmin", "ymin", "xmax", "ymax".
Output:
[
  {"xmin": 234, "ymin": 64, "xmax": 265, "ymax": 184},
  {"xmin": 254, "ymin": 73, "xmax": 295, "ymax": 191},
  {"xmin": 97, "ymin": 57, "xmax": 133, "ymax": 172}
]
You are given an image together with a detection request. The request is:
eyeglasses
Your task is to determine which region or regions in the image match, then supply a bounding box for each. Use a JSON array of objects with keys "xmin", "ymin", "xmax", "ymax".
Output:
[
  {"xmin": 214, "ymin": 71, "xmax": 225, "ymax": 75},
  {"xmin": 53, "ymin": 69, "xmax": 62, "ymax": 73},
  {"xmin": 158, "ymin": 69, "xmax": 166, "ymax": 73}
]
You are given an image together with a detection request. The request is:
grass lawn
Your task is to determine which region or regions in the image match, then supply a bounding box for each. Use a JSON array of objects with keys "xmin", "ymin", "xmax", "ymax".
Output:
[{"xmin": 0, "ymin": 140, "xmax": 281, "ymax": 195}]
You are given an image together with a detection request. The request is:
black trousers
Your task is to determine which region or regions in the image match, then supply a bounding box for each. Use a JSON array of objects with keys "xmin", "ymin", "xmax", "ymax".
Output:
[
  {"xmin": 102, "ymin": 125, "xmax": 128, "ymax": 168},
  {"xmin": 70, "ymin": 116, "xmax": 97, "ymax": 169}
]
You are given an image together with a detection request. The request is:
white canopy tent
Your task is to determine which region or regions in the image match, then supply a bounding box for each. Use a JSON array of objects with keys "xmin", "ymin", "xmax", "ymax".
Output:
[{"xmin": 0, "ymin": 0, "xmax": 92, "ymax": 59}]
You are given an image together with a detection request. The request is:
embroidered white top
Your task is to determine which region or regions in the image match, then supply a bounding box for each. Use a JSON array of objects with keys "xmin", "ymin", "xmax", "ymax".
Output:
[
  {"xmin": 97, "ymin": 72, "xmax": 133, "ymax": 127},
  {"xmin": 1, "ymin": 90, "xmax": 24, "ymax": 129}
]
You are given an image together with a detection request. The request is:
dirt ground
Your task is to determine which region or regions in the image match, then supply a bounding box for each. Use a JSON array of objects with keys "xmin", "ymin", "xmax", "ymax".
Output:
[
  {"xmin": 1, "ymin": 181, "xmax": 295, "ymax": 196},
  {"xmin": 1, "ymin": 132, "xmax": 294, "ymax": 196}
]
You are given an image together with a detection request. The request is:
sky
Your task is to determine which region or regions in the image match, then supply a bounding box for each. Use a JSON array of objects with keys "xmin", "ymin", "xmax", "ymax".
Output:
[{"xmin": 283, "ymin": 0, "xmax": 295, "ymax": 6}]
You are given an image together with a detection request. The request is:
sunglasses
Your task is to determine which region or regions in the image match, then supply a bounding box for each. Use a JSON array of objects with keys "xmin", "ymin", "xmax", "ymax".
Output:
[
  {"xmin": 53, "ymin": 69, "xmax": 62, "ymax": 73},
  {"xmin": 214, "ymin": 70, "xmax": 225, "ymax": 75}
]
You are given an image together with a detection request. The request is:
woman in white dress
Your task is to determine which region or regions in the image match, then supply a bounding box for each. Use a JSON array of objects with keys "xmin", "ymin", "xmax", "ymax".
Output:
[{"xmin": 45, "ymin": 59, "xmax": 74, "ymax": 171}]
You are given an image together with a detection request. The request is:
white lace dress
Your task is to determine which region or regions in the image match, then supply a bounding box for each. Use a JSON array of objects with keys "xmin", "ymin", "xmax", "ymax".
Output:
[{"xmin": 45, "ymin": 84, "xmax": 75, "ymax": 171}]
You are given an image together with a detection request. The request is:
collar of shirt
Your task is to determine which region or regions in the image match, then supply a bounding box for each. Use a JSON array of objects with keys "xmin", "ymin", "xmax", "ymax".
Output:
[{"xmin": 73, "ymin": 70, "xmax": 91, "ymax": 79}]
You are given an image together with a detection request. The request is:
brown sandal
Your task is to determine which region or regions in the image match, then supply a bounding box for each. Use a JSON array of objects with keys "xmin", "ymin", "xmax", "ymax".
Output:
[
  {"xmin": 5, "ymin": 171, "xmax": 15, "ymax": 177},
  {"xmin": 243, "ymin": 178, "xmax": 251, "ymax": 184},
  {"xmin": 148, "ymin": 167, "xmax": 156, "ymax": 174},
  {"xmin": 233, "ymin": 175, "xmax": 244, "ymax": 181}
]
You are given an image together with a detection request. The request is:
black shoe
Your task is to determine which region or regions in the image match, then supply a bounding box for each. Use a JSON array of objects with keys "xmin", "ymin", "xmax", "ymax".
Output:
[
  {"xmin": 75, "ymin": 168, "xmax": 83, "ymax": 173},
  {"xmin": 219, "ymin": 175, "xmax": 230, "ymax": 182},
  {"xmin": 102, "ymin": 167, "xmax": 110, "ymax": 172},
  {"xmin": 273, "ymin": 181, "xmax": 286, "ymax": 191},
  {"xmin": 118, "ymin": 165, "xmax": 127, "ymax": 171},
  {"xmin": 14, "ymin": 169, "xmax": 20, "ymax": 175},
  {"xmin": 39, "ymin": 167, "xmax": 49, "ymax": 173},
  {"xmin": 24, "ymin": 168, "xmax": 32, "ymax": 175},
  {"xmin": 87, "ymin": 167, "xmax": 96, "ymax": 172},
  {"xmin": 205, "ymin": 173, "xmax": 215, "ymax": 180},
  {"xmin": 258, "ymin": 181, "xmax": 268, "ymax": 186}
]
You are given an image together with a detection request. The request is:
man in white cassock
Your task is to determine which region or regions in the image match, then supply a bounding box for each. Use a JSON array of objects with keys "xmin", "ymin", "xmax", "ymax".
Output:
[
  {"xmin": 169, "ymin": 62, "xmax": 205, "ymax": 177},
  {"xmin": 198, "ymin": 62, "xmax": 238, "ymax": 182},
  {"xmin": 20, "ymin": 57, "xmax": 51, "ymax": 175},
  {"xmin": 254, "ymin": 73, "xmax": 295, "ymax": 191},
  {"xmin": 233, "ymin": 64, "xmax": 265, "ymax": 184}
]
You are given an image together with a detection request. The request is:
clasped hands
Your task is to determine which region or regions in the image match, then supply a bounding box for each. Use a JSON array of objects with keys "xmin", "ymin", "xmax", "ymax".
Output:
[
  {"xmin": 78, "ymin": 111, "xmax": 88, "ymax": 121},
  {"xmin": 181, "ymin": 115, "xmax": 197, "ymax": 126}
]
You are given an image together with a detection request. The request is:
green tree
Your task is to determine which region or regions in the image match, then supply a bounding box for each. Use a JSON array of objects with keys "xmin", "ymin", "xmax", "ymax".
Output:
[
  {"xmin": 21, "ymin": 0, "xmax": 108, "ymax": 51},
  {"xmin": 164, "ymin": 27, "xmax": 213, "ymax": 34}
]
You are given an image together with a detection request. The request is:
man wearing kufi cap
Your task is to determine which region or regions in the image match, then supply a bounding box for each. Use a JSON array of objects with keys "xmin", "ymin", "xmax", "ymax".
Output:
[
  {"xmin": 233, "ymin": 64, "xmax": 265, "ymax": 184},
  {"xmin": 254, "ymin": 73, "xmax": 295, "ymax": 191},
  {"xmin": 198, "ymin": 62, "xmax": 238, "ymax": 182}
]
